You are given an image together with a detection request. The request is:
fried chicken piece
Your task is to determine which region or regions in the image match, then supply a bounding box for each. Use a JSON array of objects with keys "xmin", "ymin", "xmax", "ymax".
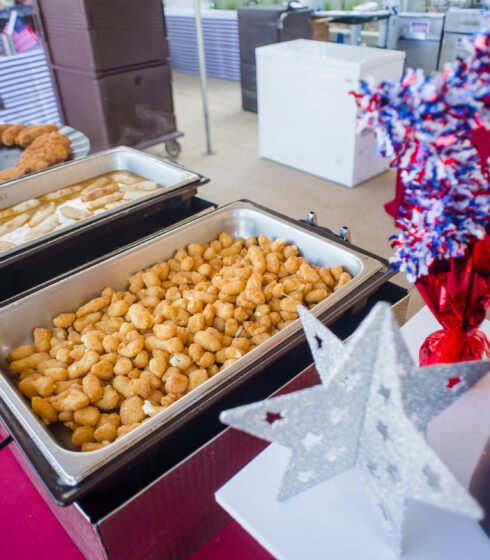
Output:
[
  {"xmin": 0, "ymin": 128, "xmax": 71, "ymax": 183},
  {"xmin": 0, "ymin": 124, "xmax": 13, "ymax": 144},
  {"xmin": 18, "ymin": 158, "xmax": 51, "ymax": 173},
  {"xmin": 21, "ymin": 132, "xmax": 72, "ymax": 168},
  {"xmin": 0, "ymin": 166, "xmax": 26, "ymax": 183},
  {"xmin": 2, "ymin": 124, "xmax": 26, "ymax": 146},
  {"xmin": 15, "ymin": 124, "xmax": 58, "ymax": 147},
  {"xmin": 27, "ymin": 131, "xmax": 71, "ymax": 152},
  {"xmin": 22, "ymin": 154, "xmax": 58, "ymax": 170},
  {"xmin": 21, "ymin": 143, "xmax": 71, "ymax": 165}
]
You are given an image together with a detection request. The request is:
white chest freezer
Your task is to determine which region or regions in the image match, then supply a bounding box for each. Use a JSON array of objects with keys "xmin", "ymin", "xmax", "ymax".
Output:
[{"xmin": 256, "ymin": 40, "xmax": 405, "ymax": 188}]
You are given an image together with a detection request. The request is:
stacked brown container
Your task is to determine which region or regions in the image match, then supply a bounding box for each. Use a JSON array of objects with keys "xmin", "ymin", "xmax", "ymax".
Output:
[{"xmin": 33, "ymin": 0, "xmax": 181, "ymax": 154}]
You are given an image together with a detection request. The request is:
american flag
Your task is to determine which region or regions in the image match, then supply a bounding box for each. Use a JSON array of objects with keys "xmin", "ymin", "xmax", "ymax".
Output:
[{"xmin": 4, "ymin": 10, "xmax": 39, "ymax": 54}]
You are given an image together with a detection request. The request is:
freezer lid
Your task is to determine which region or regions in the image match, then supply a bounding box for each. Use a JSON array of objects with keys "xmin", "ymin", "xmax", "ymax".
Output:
[{"xmin": 256, "ymin": 39, "xmax": 405, "ymax": 70}]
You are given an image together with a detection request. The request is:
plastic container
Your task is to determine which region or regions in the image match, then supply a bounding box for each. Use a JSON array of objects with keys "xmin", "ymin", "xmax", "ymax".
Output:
[
  {"xmin": 33, "ymin": 0, "xmax": 169, "ymax": 73},
  {"xmin": 51, "ymin": 62, "xmax": 176, "ymax": 151}
]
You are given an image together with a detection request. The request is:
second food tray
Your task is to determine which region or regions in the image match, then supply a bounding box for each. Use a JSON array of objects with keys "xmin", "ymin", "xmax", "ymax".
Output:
[{"xmin": 0, "ymin": 146, "xmax": 208, "ymax": 301}]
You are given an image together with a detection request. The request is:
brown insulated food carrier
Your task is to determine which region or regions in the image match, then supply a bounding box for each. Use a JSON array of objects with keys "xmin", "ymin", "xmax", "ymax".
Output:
[
  {"xmin": 33, "ymin": 0, "xmax": 169, "ymax": 72},
  {"xmin": 52, "ymin": 62, "xmax": 176, "ymax": 151}
]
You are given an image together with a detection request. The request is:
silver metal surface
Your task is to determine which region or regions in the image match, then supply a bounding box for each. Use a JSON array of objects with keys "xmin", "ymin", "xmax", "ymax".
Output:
[
  {"xmin": 339, "ymin": 226, "xmax": 351, "ymax": 242},
  {"xmin": 350, "ymin": 23, "xmax": 363, "ymax": 45},
  {"xmin": 194, "ymin": 0, "xmax": 213, "ymax": 156},
  {"xmin": 443, "ymin": 8, "xmax": 489, "ymax": 34},
  {"xmin": 438, "ymin": 31, "xmax": 470, "ymax": 68},
  {"xmin": 306, "ymin": 211, "xmax": 318, "ymax": 226},
  {"xmin": 397, "ymin": 13, "xmax": 445, "ymax": 42},
  {"xmin": 398, "ymin": 37, "xmax": 442, "ymax": 72},
  {"xmin": 0, "ymin": 201, "xmax": 384, "ymax": 486},
  {"xmin": 438, "ymin": 9, "xmax": 489, "ymax": 70},
  {"xmin": 395, "ymin": 13, "xmax": 445, "ymax": 73},
  {"xmin": 0, "ymin": 146, "xmax": 202, "ymax": 261}
]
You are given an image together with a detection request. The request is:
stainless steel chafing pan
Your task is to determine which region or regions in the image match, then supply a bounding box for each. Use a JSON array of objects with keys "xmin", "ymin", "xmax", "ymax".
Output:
[
  {"xmin": 0, "ymin": 200, "xmax": 388, "ymax": 497},
  {"xmin": 0, "ymin": 146, "xmax": 206, "ymax": 263}
]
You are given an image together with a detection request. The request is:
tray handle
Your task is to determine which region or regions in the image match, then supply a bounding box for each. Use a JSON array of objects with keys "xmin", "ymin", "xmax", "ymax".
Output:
[{"xmin": 301, "ymin": 211, "xmax": 352, "ymax": 243}]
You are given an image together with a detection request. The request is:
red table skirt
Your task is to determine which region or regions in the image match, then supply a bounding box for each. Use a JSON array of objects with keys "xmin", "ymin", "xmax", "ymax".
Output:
[
  {"xmin": 0, "ymin": 435, "xmax": 272, "ymax": 560},
  {"xmin": 0, "ymin": 444, "xmax": 83, "ymax": 560}
]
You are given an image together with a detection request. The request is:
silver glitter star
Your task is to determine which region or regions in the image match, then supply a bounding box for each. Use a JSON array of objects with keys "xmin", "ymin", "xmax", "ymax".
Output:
[{"xmin": 220, "ymin": 303, "xmax": 490, "ymax": 555}]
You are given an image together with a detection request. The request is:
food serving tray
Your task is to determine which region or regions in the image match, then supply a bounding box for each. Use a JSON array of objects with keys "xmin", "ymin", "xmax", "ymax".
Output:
[
  {"xmin": 0, "ymin": 146, "xmax": 207, "ymax": 265},
  {"xmin": 0, "ymin": 200, "xmax": 392, "ymax": 505}
]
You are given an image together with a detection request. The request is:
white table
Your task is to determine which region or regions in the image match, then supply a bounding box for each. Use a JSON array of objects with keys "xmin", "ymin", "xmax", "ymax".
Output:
[{"xmin": 216, "ymin": 307, "xmax": 490, "ymax": 559}]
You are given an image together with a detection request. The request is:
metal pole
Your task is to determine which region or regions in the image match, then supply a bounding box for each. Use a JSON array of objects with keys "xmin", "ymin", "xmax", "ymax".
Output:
[
  {"xmin": 350, "ymin": 23, "xmax": 362, "ymax": 46},
  {"xmin": 194, "ymin": 0, "xmax": 213, "ymax": 155}
]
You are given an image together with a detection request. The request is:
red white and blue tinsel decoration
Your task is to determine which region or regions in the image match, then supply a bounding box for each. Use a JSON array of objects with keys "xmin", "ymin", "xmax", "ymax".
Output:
[{"xmin": 354, "ymin": 16, "xmax": 490, "ymax": 282}]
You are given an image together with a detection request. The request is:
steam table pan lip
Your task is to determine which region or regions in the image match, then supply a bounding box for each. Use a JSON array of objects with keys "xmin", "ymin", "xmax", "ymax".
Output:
[
  {"xmin": 0, "ymin": 200, "xmax": 390, "ymax": 505},
  {"xmin": 0, "ymin": 145, "xmax": 207, "ymax": 265}
]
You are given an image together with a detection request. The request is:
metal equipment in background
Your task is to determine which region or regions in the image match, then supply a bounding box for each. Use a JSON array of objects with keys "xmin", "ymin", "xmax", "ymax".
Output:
[
  {"xmin": 194, "ymin": 0, "xmax": 213, "ymax": 155},
  {"xmin": 394, "ymin": 12, "xmax": 445, "ymax": 72},
  {"xmin": 384, "ymin": 0, "xmax": 490, "ymax": 72},
  {"xmin": 314, "ymin": 10, "xmax": 391, "ymax": 48},
  {"xmin": 438, "ymin": 8, "xmax": 489, "ymax": 69},
  {"xmin": 237, "ymin": 3, "xmax": 312, "ymax": 113}
]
